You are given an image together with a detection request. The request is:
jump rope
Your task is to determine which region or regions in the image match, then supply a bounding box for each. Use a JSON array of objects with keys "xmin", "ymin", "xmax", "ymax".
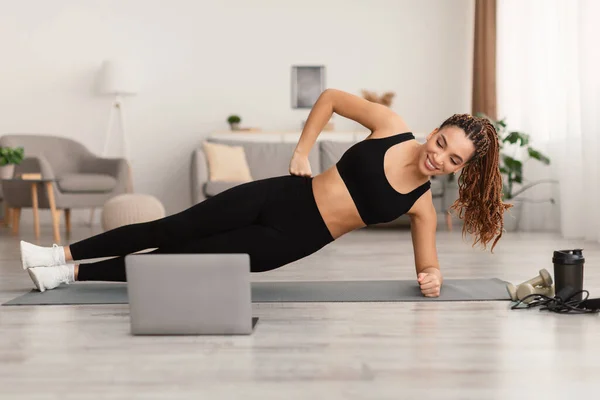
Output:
[{"xmin": 511, "ymin": 286, "xmax": 600, "ymax": 314}]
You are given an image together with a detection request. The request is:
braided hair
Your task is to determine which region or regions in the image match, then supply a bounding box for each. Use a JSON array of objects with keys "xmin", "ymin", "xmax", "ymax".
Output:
[{"xmin": 442, "ymin": 114, "xmax": 512, "ymax": 252}]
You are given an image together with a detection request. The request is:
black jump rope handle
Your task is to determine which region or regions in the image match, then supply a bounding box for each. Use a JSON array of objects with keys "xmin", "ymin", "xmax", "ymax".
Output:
[{"xmin": 579, "ymin": 298, "xmax": 600, "ymax": 310}]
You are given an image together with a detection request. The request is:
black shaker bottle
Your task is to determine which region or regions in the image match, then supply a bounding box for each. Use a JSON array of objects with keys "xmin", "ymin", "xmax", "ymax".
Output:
[{"xmin": 552, "ymin": 249, "xmax": 585, "ymax": 302}]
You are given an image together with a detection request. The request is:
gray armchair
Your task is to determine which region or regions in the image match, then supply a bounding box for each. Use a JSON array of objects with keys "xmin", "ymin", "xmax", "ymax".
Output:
[{"xmin": 0, "ymin": 134, "xmax": 130, "ymax": 239}]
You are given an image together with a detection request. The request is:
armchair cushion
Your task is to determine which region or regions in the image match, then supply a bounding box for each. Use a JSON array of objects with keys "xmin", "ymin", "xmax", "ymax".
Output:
[
  {"xmin": 57, "ymin": 173, "xmax": 117, "ymax": 193},
  {"xmin": 80, "ymin": 157, "xmax": 128, "ymax": 178}
]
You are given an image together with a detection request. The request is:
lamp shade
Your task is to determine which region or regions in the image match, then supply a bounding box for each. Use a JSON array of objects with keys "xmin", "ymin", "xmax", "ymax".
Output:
[{"xmin": 98, "ymin": 59, "xmax": 138, "ymax": 95}]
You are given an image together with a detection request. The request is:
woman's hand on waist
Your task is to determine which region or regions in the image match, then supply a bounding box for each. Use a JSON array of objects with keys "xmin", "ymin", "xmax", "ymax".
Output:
[{"xmin": 289, "ymin": 151, "xmax": 313, "ymax": 177}]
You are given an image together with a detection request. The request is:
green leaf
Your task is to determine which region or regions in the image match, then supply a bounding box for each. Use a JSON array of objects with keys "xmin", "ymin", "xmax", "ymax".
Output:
[
  {"xmin": 503, "ymin": 155, "xmax": 522, "ymax": 171},
  {"xmin": 519, "ymin": 133, "xmax": 530, "ymax": 146},
  {"xmin": 527, "ymin": 147, "xmax": 551, "ymax": 164},
  {"xmin": 0, "ymin": 146, "xmax": 25, "ymax": 165},
  {"xmin": 513, "ymin": 172, "xmax": 523, "ymax": 184},
  {"xmin": 503, "ymin": 131, "xmax": 529, "ymax": 146}
]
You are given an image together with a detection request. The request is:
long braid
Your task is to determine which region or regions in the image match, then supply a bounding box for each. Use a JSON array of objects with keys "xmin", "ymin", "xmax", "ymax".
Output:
[{"xmin": 443, "ymin": 114, "xmax": 512, "ymax": 252}]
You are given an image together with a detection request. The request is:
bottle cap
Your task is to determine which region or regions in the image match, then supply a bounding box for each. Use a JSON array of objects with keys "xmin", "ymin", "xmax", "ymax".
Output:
[{"xmin": 553, "ymin": 249, "xmax": 585, "ymax": 265}]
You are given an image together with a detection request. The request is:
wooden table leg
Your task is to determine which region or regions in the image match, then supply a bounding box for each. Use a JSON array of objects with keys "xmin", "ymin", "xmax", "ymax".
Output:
[
  {"xmin": 45, "ymin": 182, "xmax": 61, "ymax": 243},
  {"xmin": 31, "ymin": 182, "xmax": 40, "ymax": 239}
]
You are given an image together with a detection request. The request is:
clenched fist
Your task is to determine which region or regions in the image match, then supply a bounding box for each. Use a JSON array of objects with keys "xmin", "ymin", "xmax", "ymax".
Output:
[
  {"xmin": 418, "ymin": 271, "xmax": 442, "ymax": 297},
  {"xmin": 289, "ymin": 152, "xmax": 313, "ymax": 177}
]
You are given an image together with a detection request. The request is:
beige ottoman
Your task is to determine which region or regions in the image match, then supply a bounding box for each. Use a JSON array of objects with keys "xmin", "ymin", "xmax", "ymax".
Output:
[{"xmin": 101, "ymin": 193, "xmax": 166, "ymax": 231}]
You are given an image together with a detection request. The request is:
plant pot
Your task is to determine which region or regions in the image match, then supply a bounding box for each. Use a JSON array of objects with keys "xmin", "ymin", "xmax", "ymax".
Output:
[
  {"xmin": 229, "ymin": 123, "xmax": 240, "ymax": 131},
  {"xmin": 0, "ymin": 164, "xmax": 15, "ymax": 180},
  {"xmin": 503, "ymin": 199, "xmax": 523, "ymax": 232}
]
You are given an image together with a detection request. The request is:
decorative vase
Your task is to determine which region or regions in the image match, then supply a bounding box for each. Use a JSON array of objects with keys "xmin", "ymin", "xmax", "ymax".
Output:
[
  {"xmin": 230, "ymin": 123, "xmax": 240, "ymax": 131},
  {"xmin": 0, "ymin": 164, "xmax": 15, "ymax": 180}
]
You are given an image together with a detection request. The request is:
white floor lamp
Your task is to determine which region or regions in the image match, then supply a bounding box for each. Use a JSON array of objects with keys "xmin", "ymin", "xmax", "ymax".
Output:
[{"xmin": 90, "ymin": 59, "xmax": 138, "ymax": 225}]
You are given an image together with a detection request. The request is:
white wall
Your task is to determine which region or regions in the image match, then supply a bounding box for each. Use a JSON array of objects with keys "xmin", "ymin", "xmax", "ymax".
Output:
[{"xmin": 0, "ymin": 0, "xmax": 475, "ymax": 224}]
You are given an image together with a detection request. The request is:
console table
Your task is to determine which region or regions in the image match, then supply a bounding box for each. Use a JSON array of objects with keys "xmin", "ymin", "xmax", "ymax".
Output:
[{"xmin": 1, "ymin": 174, "xmax": 65, "ymax": 243}]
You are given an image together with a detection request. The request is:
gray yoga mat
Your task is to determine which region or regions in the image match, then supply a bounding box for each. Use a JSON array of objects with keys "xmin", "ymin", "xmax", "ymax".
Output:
[{"xmin": 2, "ymin": 278, "xmax": 510, "ymax": 306}]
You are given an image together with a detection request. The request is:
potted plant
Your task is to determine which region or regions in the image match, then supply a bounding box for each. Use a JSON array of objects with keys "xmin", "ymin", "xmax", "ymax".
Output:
[
  {"xmin": 227, "ymin": 115, "xmax": 241, "ymax": 131},
  {"xmin": 0, "ymin": 146, "xmax": 24, "ymax": 179},
  {"xmin": 477, "ymin": 113, "xmax": 556, "ymax": 231}
]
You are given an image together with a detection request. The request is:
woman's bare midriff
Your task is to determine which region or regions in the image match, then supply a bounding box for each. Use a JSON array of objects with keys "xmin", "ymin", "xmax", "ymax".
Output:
[{"xmin": 311, "ymin": 166, "xmax": 366, "ymax": 240}]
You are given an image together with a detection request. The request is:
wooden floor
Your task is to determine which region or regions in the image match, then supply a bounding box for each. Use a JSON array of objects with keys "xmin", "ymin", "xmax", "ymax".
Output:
[{"xmin": 1, "ymin": 223, "xmax": 599, "ymax": 399}]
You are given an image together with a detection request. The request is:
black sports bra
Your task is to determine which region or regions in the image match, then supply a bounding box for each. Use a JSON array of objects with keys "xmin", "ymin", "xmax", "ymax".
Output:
[{"xmin": 336, "ymin": 132, "xmax": 431, "ymax": 225}]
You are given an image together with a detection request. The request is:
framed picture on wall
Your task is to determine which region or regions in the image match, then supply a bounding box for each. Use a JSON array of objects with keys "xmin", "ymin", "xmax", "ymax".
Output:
[{"xmin": 291, "ymin": 65, "xmax": 326, "ymax": 109}]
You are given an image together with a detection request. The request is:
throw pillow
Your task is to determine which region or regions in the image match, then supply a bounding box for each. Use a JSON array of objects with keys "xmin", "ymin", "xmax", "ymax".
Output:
[{"xmin": 202, "ymin": 141, "xmax": 253, "ymax": 182}]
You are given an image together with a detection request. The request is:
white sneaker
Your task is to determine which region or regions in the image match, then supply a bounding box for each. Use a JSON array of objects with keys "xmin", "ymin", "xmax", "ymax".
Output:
[
  {"xmin": 20, "ymin": 240, "xmax": 66, "ymax": 270},
  {"xmin": 27, "ymin": 265, "xmax": 74, "ymax": 293}
]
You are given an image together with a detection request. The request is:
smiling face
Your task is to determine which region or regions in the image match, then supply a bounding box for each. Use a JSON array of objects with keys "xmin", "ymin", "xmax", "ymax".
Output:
[{"xmin": 418, "ymin": 125, "xmax": 477, "ymax": 177}]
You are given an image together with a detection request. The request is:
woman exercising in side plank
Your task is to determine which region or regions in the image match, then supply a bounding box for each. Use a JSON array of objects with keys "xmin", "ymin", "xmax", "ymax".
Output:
[{"xmin": 20, "ymin": 88, "xmax": 510, "ymax": 297}]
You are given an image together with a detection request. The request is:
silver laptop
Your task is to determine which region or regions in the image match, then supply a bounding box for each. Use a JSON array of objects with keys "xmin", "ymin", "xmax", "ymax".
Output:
[{"xmin": 124, "ymin": 253, "xmax": 256, "ymax": 335}]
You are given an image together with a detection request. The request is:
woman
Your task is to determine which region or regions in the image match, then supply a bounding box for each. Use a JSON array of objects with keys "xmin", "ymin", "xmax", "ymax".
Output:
[{"xmin": 21, "ymin": 89, "xmax": 510, "ymax": 297}]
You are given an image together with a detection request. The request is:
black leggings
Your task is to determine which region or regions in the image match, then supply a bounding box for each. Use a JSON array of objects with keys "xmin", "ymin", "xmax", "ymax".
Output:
[{"xmin": 72, "ymin": 175, "xmax": 335, "ymax": 282}]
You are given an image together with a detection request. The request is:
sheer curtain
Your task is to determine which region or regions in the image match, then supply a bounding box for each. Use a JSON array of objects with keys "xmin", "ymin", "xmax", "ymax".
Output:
[{"xmin": 497, "ymin": 0, "xmax": 600, "ymax": 239}]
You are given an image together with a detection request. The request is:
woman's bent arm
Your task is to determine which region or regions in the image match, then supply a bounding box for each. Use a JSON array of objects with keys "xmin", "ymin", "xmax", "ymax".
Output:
[{"xmin": 294, "ymin": 88, "xmax": 407, "ymax": 156}]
